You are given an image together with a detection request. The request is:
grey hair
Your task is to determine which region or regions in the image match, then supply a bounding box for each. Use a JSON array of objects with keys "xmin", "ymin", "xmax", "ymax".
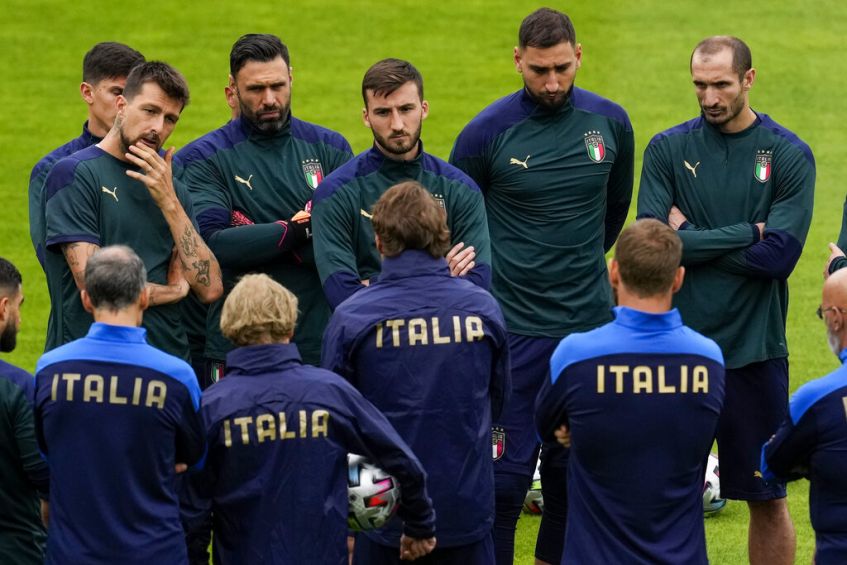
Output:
[{"xmin": 84, "ymin": 245, "xmax": 147, "ymax": 311}]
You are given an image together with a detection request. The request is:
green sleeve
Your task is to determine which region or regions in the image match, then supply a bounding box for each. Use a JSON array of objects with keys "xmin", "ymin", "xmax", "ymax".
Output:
[
  {"xmin": 449, "ymin": 147, "xmax": 490, "ymax": 193},
  {"xmin": 447, "ymin": 187, "xmax": 492, "ymax": 268},
  {"xmin": 44, "ymin": 163, "xmax": 101, "ymax": 247},
  {"xmin": 604, "ymin": 124, "xmax": 634, "ymax": 251},
  {"xmin": 637, "ymin": 141, "xmax": 757, "ymax": 265},
  {"xmin": 312, "ymin": 185, "xmax": 362, "ymax": 306},
  {"xmin": 207, "ymin": 224, "xmax": 288, "ymax": 270}
]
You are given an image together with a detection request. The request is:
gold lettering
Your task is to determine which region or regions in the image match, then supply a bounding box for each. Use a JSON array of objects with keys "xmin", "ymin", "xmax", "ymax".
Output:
[
  {"xmin": 279, "ymin": 412, "xmax": 296, "ymax": 439},
  {"xmin": 234, "ymin": 416, "xmax": 252, "ymax": 445},
  {"xmin": 692, "ymin": 366, "xmax": 708, "ymax": 393},
  {"xmin": 132, "ymin": 378, "xmax": 143, "ymax": 405},
  {"xmin": 597, "ymin": 365, "xmax": 605, "ymax": 393},
  {"xmin": 408, "ymin": 318, "xmax": 428, "ymax": 346},
  {"xmin": 51, "ymin": 374, "xmax": 59, "ymax": 401},
  {"xmin": 632, "ymin": 366, "xmax": 653, "ymax": 394},
  {"xmin": 109, "ymin": 376, "xmax": 128, "ymax": 404},
  {"xmin": 312, "ymin": 410, "xmax": 329, "ymax": 438},
  {"xmin": 610, "ymin": 366, "xmax": 628, "ymax": 393},
  {"xmin": 657, "ymin": 366, "xmax": 676, "ymax": 393},
  {"xmin": 299, "ymin": 410, "xmax": 307, "ymax": 438},
  {"xmin": 146, "ymin": 381, "xmax": 167, "ymax": 409},
  {"xmin": 386, "ymin": 319, "xmax": 405, "ymax": 347},
  {"xmin": 465, "ymin": 316, "xmax": 484, "ymax": 342},
  {"xmin": 680, "ymin": 366, "xmax": 688, "ymax": 393},
  {"xmin": 453, "ymin": 315, "xmax": 462, "ymax": 341},
  {"xmin": 843, "ymin": 397, "xmax": 847, "ymax": 422},
  {"xmin": 375, "ymin": 322, "xmax": 384, "ymax": 348},
  {"xmin": 83, "ymin": 374, "xmax": 105, "ymax": 403},
  {"xmin": 432, "ymin": 317, "xmax": 450, "ymax": 344},
  {"xmin": 224, "ymin": 420, "xmax": 232, "ymax": 447},
  {"xmin": 62, "ymin": 373, "xmax": 81, "ymax": 401},
  {"xmin": 256, "ymin": 414, "xmax": 276, "ymax": 443}
]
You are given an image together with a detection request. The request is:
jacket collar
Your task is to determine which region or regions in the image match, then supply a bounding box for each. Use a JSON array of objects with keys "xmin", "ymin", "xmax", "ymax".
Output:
[
  {"xmin": 225, "ymin": 343, "xmax": 303, "ymax": 375},
  {"xmin": 378, "ymin": 249, "xmax": 450, "ymax": 282},
  {"xmin": 612, "ymin": 306, "xmax": 683, "ymax": 331}
]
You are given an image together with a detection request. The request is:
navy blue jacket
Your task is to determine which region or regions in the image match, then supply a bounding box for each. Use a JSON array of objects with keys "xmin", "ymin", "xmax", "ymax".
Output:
[
  {"xmin": 322, "ymin": 250, "xmax": 510, "ymax": 547},
  {"xmin": 34, "ymin": 323, "xmax": 204, "ymax": 565},
  {"xmin": 763, "ymin": 349, "xmax": 847, "ymax": 565},
  {"xmin": 536, "ymin": 307, "xmax": 725, "ymax": 564},
  {"xmin": 185, "ymin": 343, "xmax": 435, "ymax": 565}
]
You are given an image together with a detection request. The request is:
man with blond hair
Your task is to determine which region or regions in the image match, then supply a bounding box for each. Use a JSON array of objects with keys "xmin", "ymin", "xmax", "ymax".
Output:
[
  {"xmin": 323, "ymin": 181, "xmax": 510, "ymax": 564},
  {"xmin": 184, "ymin": 273, "xmax": 436, "ymax": 565}
]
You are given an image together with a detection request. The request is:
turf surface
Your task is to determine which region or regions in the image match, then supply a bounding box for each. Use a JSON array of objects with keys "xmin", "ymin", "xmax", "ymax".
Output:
[{"xmin": 2, "ymin": 1, "xmax": 842, "ymax": 562}]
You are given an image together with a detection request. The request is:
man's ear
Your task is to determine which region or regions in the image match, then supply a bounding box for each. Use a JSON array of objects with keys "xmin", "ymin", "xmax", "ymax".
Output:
[
  {"xmin": 671, "ymin": 266, "xmax": 685, "ymax": 294},
  {"xmin": 81, "ymin": 290, "xmax": 94, "ymax": 314},
  {"xmin": 374, "ymin": 233, "xmax": 384, "ymax": 256},
  {"xmin": 139, "ymin": 287, "xmax": 150, "ymax": 312},
  {"xmin": 0, "ymin": 295, "xmax": 8, "ymax": 324},
  {"xmin": 80, "ymin": 82, "xmax": 95, "ymax": 105}
]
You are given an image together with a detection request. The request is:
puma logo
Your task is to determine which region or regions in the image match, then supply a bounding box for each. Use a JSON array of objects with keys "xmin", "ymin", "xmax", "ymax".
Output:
[
  {"xmin": 509, "ymin": 155, "xmax": 531, "ymax": 169},
  {"xmin": 684, "ymin": 160, "xmax": 701, "ymax": 178},
  {"xmin": 101, "ymin": 186, "xmax": 119, "ymax": 202},
  {"xmin": 234, "ymin": 174, "xmax": 254, "ymax": 190},
  {"xmin": 360, "ymin": 209, "xmax": 373, "ymax": 220}
]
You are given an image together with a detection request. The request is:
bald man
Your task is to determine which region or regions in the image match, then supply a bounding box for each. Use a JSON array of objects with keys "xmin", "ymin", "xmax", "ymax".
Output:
[{"xmin": 762, "ymin": 268, "xmax": 847, "ymax": 565}]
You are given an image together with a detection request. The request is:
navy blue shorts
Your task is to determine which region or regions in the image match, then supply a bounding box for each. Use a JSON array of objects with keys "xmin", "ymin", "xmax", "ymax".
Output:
[
  {"xmin": 353, "ymin": 534, "xmax": 493, "ymax": 565},
  {"xmin": 492, "ymin": 334, "xmax": 560, "ymax": 477},
  {"xmin": 717, "ymin": 357, "xmax": 788, "ymax": 500}
]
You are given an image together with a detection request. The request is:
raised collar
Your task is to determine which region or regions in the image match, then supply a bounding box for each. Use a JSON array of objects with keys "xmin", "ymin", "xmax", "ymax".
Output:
[
  {"xmin": 378, "ymin": 249, "xmax": 450, "ymax": 282},
  {"xmin": 839, "ymin": 348, "xmax": 847, "ymax": 364},
  {"xmin": 86, "ymin": 322, "xmax": 148, "ymax": 344},
  {"xmin": 80, "ymin": 121, "xmax": 102, "ymax": 144},
  {"xmin": 520, "ymin": 87, "xmax": 575, "ymax": 117},
  {"xmin": 236, "ymin": 113, "xmax": 292, "ymax": 141},
  {"xmin": 612, "ymin": 306, "xmax": 683, "ymax": 331},
  {"xmin": 366, "ymin": 141, "xmax": 427, "ymax": 172},
  {"xmin": 701, "ymin": 110, "xmax": 763, "ymax": 139},
  {"xmin": 225, "ymin": 343, "xmax": 303, "ymax": 375}
]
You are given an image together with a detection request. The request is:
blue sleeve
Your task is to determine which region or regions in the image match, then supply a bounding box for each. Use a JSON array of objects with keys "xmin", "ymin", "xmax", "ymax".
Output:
[
  {"xmin": 534, "ymin": 369, "xmax": 569, "ymax": 444},
  {"xmin": 604, "ymin": 122, "xmax": 634, "ymax": 252},
  {"xmin": 11, "ymin": 385, "xmax": 50, "ymax": 492},
  {"xmin": 761, "ymin": 412, "xmax": 815, "ymax": 483}
]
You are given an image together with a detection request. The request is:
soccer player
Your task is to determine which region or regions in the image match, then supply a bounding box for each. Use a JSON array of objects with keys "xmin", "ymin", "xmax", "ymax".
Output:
[
  {"xmin": 449, "ymin": 8, "xmax": 634, "ymax": 563},
  {"xmin": 312, "ymin": 58, "xmax": 491, "ymax": 310},
  {"xmin": 536, "ymin": 219, "xmax": 725, "ymax": 564},
  {"xmin": 0, "ymin": 258, "xmax": 49, "ymax": 564},
  {"xmin": 637, "ymin": 36, "xmax": 815, "ymax": 565},
  {"xmin": 29, "ymin": 42, "xmax": 144, "ymax": 270},
  {"xmin": 33, "ymin": 246, "xmax": 205, "ymax": 564},
  {"xmin": 43, "ymin": 61, "xmax": 223, "ymax": 360},
  {"xmin": 322, "ymin": 181, "xmax": 509, "ymax": 564},
  {"xmin": 183, "ymin": 273, "xmax": 436, "ymax": 564},
  {"xmin": 176, "ymin": 33, "xmax": 352, "ymax": 369},
  {"xmin": 763, "ymin": 268, "xmax": 847, "ymax": 565}
]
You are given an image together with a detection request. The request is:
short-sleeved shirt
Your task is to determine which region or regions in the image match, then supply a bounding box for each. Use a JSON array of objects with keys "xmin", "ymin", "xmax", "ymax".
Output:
[
  {"xmin": 43, "ymin": 145, "xmax": 199, "ymax": 359},
  {"xmin": 176, "ymin": 116, "xmax": 352, "ymax": 364},
  {"xmin": 637, "ymin": 113, "xmax": 815, "ymax": 368},
  {"xmin": 322, "ymin": 250, "xmax": 510, "ymax": 547},
  {"xmin": 450, "ymin": 87, "xmax": 634, "ymax": 337},
  {"xmin": 34, "ymin": 323, "xmax": 204, "ymax": 565},
  {"xmin": 312, "ymin": 144, "xmax": 492, "ymax": 310},
  {"xmin": 536, "ymin": 307, "xmax": 725, "ymax": 564}
]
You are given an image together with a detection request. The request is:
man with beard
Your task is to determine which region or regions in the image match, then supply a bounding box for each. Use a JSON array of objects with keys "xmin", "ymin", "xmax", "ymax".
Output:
[
  {"xmin": 449, "ymin": 9, "xmax": 634, "ymax": 564},
  {"xmin": 763, "ymin": 268, "xmax": 847, "ymax": 565},
  {"xmin": 312, "ymin": 58, "xmax": 491, "ymax": 310},
  {"xmin": 637, "ymin": 36, "xmax": 815, "ymax": 565},
  {"xmin": 0, "ymin": 258, "xmax": 49, "ymax": 564},
  {"xmin": 43, "ymin": 61, "xmax": 223, "ymax": 359},
  {"xmin": 29, "ymin": 42, "xmax": 145, "ymax": 271},
  {"xmin": 176, "ymin": 33, "xmax": 352, "ymax": 369}
]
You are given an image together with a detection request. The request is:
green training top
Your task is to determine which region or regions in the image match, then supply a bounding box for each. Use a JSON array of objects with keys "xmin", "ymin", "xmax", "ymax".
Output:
[
  {"xmin": 43, "ymin": 145, "xmax": 199, "ymax": 359},
  {"xmin": 637, "ymin": 113, "xmax": 815, "ymax": 369},
  {"xmin": 450, "ymin": 87, "xmax": 634, "ymax": 338}
]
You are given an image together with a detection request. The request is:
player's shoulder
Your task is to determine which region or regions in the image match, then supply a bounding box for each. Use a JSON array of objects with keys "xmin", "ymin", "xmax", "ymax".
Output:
[
  {"xmin": 175, "ymin": 119, "xmax": 247, "ymax": 167},
  {"xmin": 452, "ymin": 89, "xmax": 535, "ymax": 160},
  {"xmin": 313, "ymin": 149, "xmax": 377, "ymax": 205},
  {"xmin": 571, "ymin": 87, "xmax": 632, "ymax": 130},
  {"xmin": 647, "ymin": 116, "xmax": 705, "ymax": 148},
  {"xmin": 756, "ymin": 113, "xmax": 815, "ymax": 167},
  {"xmin": 675, "ymin": 324, "xmax": 725, "ymax": 364},
  {"xmin": 44, "ymin": 145, "xmax": 105, "ymax": 202},
  {"xmin": 420, "ymin": 150, "xmax": 481, "ymax": 193},
  {"xmin": 0, "ymin": 359, "xmax": 34, "ymax": 395},
  {"xmin": 31, "ymin": 130, "xmax": 97, "ymax": 185},
  {"xmin": 290, "ymin": 116, "xmax": 352, "ymax": 154},
  {"xmin": 788, "ymin": 363, "xmax": 847, "ymax": 424}
]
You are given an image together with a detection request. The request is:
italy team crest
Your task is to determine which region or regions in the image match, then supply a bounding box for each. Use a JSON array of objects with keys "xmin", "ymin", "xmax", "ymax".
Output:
[
  {"xmin": 431, "ymin": 192, "xmax": 446, "ymax": 210},
  {"xmin": 584, "ymin": 131, "xmax": 606, "ymax": 163},
  {"xmin": 302, "ymin": 159, "xmax": 324, "ymax": 190},
  {"xmin": 492, "ymin": 426, "xmax": 506, "ymax": 461},
  {"xmin": 754, "ymin": 150, "xmax": 772, "ymax": 183}
]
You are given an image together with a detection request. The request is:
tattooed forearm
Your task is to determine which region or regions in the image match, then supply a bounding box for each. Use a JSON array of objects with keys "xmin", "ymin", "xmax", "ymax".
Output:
[
  {"xmin": 180, "ymin": 225, "xmax": 199, "ymax": 258},
  {"xmin": 62, "ymin": 242, "xmax": 99, "ymax": 290},
  {"xmin": 191, "ymin": 260, "xmax": 211, "ymax": 287}
]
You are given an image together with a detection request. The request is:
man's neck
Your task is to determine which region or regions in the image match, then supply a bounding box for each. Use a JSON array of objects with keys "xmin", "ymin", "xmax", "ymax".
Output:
[
  {"xmin": 87, "ymin": 116, "xmax": 111, "ymax": 138},
  {"xmin": 617, "ymin": 292, "xmax": 673, "ymax": 314},
  {"xmin": 96, "ymin": 130, "xmax": 128, "ymax": 162},
  {"xmin": 719, "ymin": 106, "xmax": 757, "ymax": 135},
  {"xmin": 375, "ymin": 140, "xmax": 421, "ymax": 162},
  {"xmin": 93, "ymin": 308, "xmax": 142, "ymax": 327}
]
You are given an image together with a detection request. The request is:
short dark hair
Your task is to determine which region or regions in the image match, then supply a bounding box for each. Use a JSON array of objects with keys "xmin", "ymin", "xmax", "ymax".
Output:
[
  {"xmin": 230, "ymin": 34, "xmax": 290, "ymax": 78},
  {"xmin": 362, "ymin": 58, "xmax": 423, "ymax": 106},
  {"xmin": 614, "ymin": 219, "xmax": 682, "ymax": 298},
  {"xmin": 122, "ymin": 61, "xmax": 190, "ymax": 109},
  {"xmin": 371, "ymin": 181, "xmax": 450, "ymax": 258},
  {"xmin": 691, "ymin": 36, "xmax": 752, "ymax": 81},
  {"xmin": 84, "ymin": 246, "xmax": 147, "ymax": 311},
  {"xmin": 0, "ymin": 257, "xmax": 22, "ymax": 297},
  {"xmin": 82, "ymin": 42, "xmax": 145, "ymax": 84},
  {"xmin": 519, "ymin": 8, "xmax": 576, "ymax": 49}
]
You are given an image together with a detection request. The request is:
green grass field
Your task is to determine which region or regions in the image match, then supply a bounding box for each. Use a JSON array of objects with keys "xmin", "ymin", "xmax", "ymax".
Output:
[{"xmin": 2, "ymin": 0, "xmax": 844, "ymax": 562}]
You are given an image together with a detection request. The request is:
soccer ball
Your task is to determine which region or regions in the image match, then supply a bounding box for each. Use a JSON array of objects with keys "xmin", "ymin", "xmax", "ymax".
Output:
[
  {"xmin": 523, "ymin": 457, "xmax": 544, "ymax": 514},
  {"xmin": 347, "ymin": 454, "xmax": 402, "ymax": 531},
  {"xmin": 703, "ymin": 453, "xmax": 727, "ymax": 517}
]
